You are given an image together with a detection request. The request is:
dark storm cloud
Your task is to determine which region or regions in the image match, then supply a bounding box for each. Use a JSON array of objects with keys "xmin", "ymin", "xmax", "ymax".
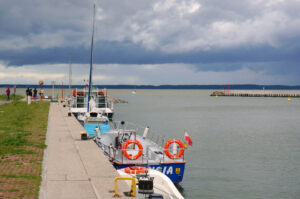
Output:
[
  {"xmin": 1, "ymin": 40, "xmax": 300, "ymax": 72},
  {"xmin": 1, "ymin": 0, "xmax": 300, "ymax": 84}
]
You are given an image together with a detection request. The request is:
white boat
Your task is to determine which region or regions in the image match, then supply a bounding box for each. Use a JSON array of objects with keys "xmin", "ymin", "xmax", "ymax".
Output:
[
  {"xmin": 93, "ymin": 121, "xmax": 186, "ymax": 184},
  {"xmin": 70, "ymin": 4, "xmax": 113, "ymax": 121},
  {"xmin": 69, "ymin": 88, "xmax": 114, "ymax": 120},
  {"xmin": 118, "ymin": 167, "xmax": 184, "ymax": 199}
]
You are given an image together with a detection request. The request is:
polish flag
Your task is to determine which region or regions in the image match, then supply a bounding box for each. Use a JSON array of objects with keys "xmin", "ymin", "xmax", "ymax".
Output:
[{"xmin": 184, "ymin": 132, "xmax": 193, "ymax": 146}]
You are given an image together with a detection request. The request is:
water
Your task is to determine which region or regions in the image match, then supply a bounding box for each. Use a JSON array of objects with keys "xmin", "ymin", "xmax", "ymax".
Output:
[
  {"xmin": 108, "ymin": 89, "xmax": 300, "ymax": 199},
  {"xmin": 4, "ymin": 88, "xmax": 300, "ymax": 198}
]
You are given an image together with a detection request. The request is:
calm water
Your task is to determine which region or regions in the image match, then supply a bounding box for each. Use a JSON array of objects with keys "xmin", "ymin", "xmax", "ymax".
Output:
[
  {"xmin": 109, "ymin": 89, "xmax": 300, "ymax": 199},
  {"xmin": 4, "ymin": 88, "xmax": 300, "ymax": 198}
]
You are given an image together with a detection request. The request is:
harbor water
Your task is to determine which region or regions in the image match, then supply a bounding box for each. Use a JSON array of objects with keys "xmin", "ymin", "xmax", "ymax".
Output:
[
  {"xmin": 109, "ymin": 89, "xmax": 300, "ymax": 199},
  {"xmin": 3, "ymin": 88, "xmax": 300, "ymax": 198}
]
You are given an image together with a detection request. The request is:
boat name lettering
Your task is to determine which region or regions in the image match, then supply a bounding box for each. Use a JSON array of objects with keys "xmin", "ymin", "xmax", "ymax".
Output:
[{"xmin": 150, "ymin": 166, "xmax": 173, "ymax": 175}]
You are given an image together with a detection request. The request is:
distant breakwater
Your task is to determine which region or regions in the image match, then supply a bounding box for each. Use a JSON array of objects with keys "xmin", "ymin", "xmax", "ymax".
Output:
[{"xmin": 211, "ymin": 90, "xmax": 300, "ymax": 97}]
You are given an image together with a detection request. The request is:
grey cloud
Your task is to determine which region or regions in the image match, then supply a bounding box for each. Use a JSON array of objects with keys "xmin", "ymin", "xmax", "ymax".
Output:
[
  {"xmin": 1, "ymin": 0, "xmax": 300, "ymax": 84},
  {"xmin": 2, "ymin": 0, "xmax": 300, "ymax": 53}
]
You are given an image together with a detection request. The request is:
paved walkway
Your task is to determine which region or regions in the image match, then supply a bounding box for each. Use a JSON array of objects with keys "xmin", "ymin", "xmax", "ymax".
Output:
[{"xmin": 39, "ymin": 103, "xmax": 133, "ymax": 199}]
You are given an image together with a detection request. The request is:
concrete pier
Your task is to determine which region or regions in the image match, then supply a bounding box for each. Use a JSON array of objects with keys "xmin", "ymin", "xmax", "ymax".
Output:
[
  {"xmin": 211, "ymin": 90, "xmax": 300, "ymax": 97},
  {"xmin": 39, "ymin": 103, "xmax": 134, "ymax": 199}
]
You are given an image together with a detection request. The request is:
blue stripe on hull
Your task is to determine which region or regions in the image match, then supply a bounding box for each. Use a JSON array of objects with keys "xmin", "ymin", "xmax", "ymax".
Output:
[
  {"xmin": 114, "ymin": 162, "xmax": 185, "ymax": 183},
  {"xmin": 83, "ymin": 124, "xmax": 98, "ymax": 137}
]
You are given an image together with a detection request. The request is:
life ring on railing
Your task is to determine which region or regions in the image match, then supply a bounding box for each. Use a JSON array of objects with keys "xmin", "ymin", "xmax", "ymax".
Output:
[
  {"xmin": 122, "ymin": 139, "xmax": 143, "ymax": 160},
  {"xmin": 124, "ymin": 166, "xmax": 147, "ymax": 174},
  {"xmin": 72, "ymin": 89, "xmax": 76, "ymax": 97},
  {"xmin": 164, "ymin": 138, "xmax": 184, "ymax": 159},
  {"xmin": 77, "ymin": 91, "xmax": 84, "ymax": 95}
]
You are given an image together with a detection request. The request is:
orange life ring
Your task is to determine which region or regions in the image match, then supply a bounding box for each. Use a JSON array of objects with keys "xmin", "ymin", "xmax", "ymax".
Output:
[
  {"xmin": 72, "ymin": 89, "xmax": 76, "ymax": 97},
  {"xmin": 124, "ymin": 166, "xmax": 147, "ymax": 174},
  {"xmin": 164, "ymin": 138, "xmax": 184, "ymax": 159},
  {"xmin": 122, "ymin": 139, "xmax": 143, "ymax": 160}
]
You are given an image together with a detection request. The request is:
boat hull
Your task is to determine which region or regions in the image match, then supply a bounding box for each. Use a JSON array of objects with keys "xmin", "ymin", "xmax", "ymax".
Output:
[{"xmin": 113, "ymin": 162, "xmax": 185, "ymax": 184}]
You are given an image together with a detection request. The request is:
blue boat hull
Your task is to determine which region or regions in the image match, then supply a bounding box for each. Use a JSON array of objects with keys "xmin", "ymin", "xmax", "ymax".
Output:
[{"xmin": 113, "ymin": 162, "xmax": 185, "ymax": 184}]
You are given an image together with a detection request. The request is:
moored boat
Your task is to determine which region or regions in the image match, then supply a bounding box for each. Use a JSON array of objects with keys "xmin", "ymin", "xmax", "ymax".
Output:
[
  {"xmin": 93, "ymin": 121, "xmax": 186, "ymax": 184},
  {"xmin": 69, "ymin": 88, "xmax": 114, "ymax": 120}
]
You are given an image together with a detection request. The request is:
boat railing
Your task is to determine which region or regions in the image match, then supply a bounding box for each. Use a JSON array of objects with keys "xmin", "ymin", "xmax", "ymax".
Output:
[
  {"xmin": 109, "ymin": 121, "xmax": 186, "ymax": 162},
  {"xmin": 96, "ymin": 140, "xmax": 148, "ymax": 164},
  {"xmin": 72, "ymin": 88, "xmax": 113, "ymax": 109},
  {"xmin": 74, "ymin": 101, "xmax": 110, "ymax": 109},
  {"xmin": 111, "ymin": 121, "xmax": 185, "ymax": 146},
  {"xmin": 97, "ymin": 137, "xmax": 185, "ymax": 164}
]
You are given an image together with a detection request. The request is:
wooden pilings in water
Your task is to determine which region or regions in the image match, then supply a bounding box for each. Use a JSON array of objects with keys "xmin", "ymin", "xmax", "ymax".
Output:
[{"xmin": 211, "ymin": 90, "xmax": 300, "ymax": 97}]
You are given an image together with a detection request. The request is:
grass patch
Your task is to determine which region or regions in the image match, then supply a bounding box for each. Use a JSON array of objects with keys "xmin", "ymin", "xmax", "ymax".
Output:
[
  {"xmin": 8, "ymin": 188, "xmax": 19, "ymax": 193},
  {"xmin": 0, "ymin": 101, "xmax": 50, "ymax": 198},
  {"xmin": 0, "ymin": 132, "xmax": 29, "ymax": 146},
  {"xmin": 0, "ymin": 94, "xmax": 23, "ymax": 101},
  {"xmin": 1, "ymin": 174, "xmax": 39, "ymax": 180},
  {"xmin": 0, "ymin": 147, "xmax": 36, "ymax": 155}
]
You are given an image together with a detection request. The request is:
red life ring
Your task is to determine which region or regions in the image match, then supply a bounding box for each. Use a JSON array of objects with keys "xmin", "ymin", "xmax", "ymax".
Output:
[
  {"xmin": 124, "ymin": 166, "xmax": 147, "ymax": 174},
  {"xmin": 122, "ymin": 139, "xmax": 143, "ymax": 160},
  {"xmin": 77, "ymin": 91, "xmax": 84, "ymax": 96},
  {"xmin": 72, "ymin": 89, "xmax": 77, "ymax": 97},
  {"xmin": 164, "ymin": 139, "xmax": 184, "ymax": 159}
]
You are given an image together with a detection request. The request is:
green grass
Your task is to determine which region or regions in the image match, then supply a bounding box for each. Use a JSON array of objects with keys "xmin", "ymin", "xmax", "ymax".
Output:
[
  {"xmin": 0, "ymin": 94, "xmax": 23, "ymax": 101},
  {"xmin": 1, "ymin": 174, "xmax": 38, "ymax": 180},
  {"xmin": 0, "ymin": 101, "xmax": 50, "ymax": 198},
  {"xmin": 8, "ymin": 188, "xmax": 19, "ymax": 193}
]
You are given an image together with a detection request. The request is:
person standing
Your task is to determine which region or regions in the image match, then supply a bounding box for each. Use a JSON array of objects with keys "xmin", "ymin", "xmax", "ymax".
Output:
[
  {"xmin": 33, "ymin": 88, "xmax": 37, "ymax": 100},
  {"xmin": 40, "ymin": 88, "xmax": 44, "ymax": 101},
  {"xmin": 28, "ymin": 88, "xmax": 32, "ymax": 104},
  {"xmin": 6, "ymin": 87, "xmax": 10, "ymax": 100},
  {"xmin": 26, "ymin": 87, "xmax": 30, "ymax": 102}
]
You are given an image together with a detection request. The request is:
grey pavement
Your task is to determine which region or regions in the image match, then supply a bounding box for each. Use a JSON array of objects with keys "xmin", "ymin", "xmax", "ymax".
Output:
[{"xmin": 39, "ymin": 103, "xmax": 134, "ymax": 199}]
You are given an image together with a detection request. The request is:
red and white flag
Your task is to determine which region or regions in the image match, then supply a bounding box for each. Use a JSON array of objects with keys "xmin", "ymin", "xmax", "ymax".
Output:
[{"xmin": 184, "ymin": 132, "xmax": 193, "ymax": 146}]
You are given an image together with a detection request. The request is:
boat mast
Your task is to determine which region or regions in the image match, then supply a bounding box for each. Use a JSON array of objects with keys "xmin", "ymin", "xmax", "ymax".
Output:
[
  {"xmin": 87, "ymin": 4, "xmax": 96, "ymax": 112},
  {"xmin": 69, "ymin": 56, "xmax": 72, "ymax": 90}
]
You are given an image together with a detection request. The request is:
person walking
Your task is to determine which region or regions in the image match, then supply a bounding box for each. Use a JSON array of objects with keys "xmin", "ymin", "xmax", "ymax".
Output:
[
  {"xmin": 6, "ymin": 87, "xmax": 10, "ymax": 100},
  {"xmin": 33, "ymin": 88, "xmax": 37, "ymax": 100}
]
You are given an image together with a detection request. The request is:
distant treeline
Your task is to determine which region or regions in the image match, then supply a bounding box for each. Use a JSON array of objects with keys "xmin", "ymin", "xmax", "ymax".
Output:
[{"xmin": 1, "ymin": 84, "xmax": 300, "ymax": 90}]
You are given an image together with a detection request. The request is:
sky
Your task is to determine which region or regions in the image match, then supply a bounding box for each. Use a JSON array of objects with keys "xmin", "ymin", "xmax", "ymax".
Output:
[{"xmin": 1, "ymin": 0, "xmax": 300, "ymax": 85}]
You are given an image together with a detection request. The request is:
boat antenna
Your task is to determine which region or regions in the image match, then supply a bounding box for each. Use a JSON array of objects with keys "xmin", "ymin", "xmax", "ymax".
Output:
[{"xmin": 87, "ymin": 4, "xmax": 96, "ymax": 113}]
